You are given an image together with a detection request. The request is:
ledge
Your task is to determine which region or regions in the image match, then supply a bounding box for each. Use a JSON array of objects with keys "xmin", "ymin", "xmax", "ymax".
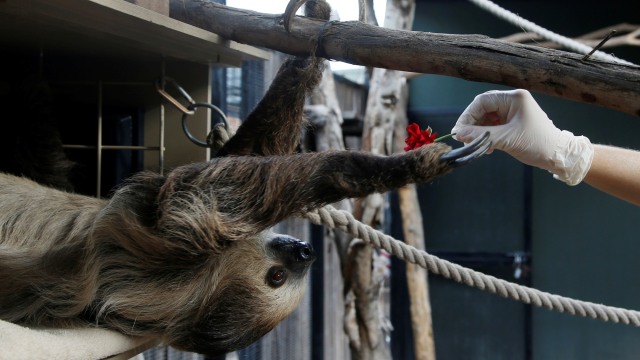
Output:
[{"xmin": 0, "ymin": 0, "xmax": 269, "ymax": 65}]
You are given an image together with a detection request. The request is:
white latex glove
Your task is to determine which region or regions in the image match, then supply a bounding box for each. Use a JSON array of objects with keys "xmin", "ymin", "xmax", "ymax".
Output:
[{"xmin": 452, "ymin": 89, "xmax": 594, "ymax": 186}]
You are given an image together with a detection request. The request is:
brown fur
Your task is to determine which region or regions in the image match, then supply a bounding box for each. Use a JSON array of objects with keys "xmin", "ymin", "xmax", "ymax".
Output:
[{"xmin": 0, "ymin": 0, "xmax": 456, "ymax": 355}]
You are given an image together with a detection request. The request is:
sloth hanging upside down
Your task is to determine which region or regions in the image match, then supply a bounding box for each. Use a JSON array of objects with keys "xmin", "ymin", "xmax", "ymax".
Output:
[{"xmin": 0, "ymin": 0, "xmax": 489, "ymax": 356}]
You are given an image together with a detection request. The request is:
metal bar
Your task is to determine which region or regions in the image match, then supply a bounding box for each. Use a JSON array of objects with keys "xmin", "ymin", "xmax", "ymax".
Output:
[
  {"xmin": 581, "ymin": 30, "xmax": 617, "ymax": 61},
  {"xmin": 50, "ymin": 80, "xmax": 152, "ymax": 86},
  {"xmin": 103, "ymin": 145, "xmax": 161, "ymax": 150},
  {"xmin": 63, "ymin": 145, "xmax": 161, "ymax": 151},
  {"xmin": 63, "ymin": 145, "xmax": 97, "ymax": 149},
  {"xmin": 97, "ymin": 81, "xmax": 103, "ymax": 198},
  {"xmin": 102, "ymin": 81, "xmax": 152, "ymax": 86},
  {"xmin": 159, "ymin": 59, "xmax": 166, "ymax": 175},
  {"xmin": 160, "ymin": 102, "xmax": 165, "ymax": 175}
]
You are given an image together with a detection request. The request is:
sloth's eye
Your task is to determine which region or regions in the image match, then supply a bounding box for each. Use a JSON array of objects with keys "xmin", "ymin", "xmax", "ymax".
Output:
[{"xmin": 267, "ymin": 267, "xmax": 288, "ymax": 288}]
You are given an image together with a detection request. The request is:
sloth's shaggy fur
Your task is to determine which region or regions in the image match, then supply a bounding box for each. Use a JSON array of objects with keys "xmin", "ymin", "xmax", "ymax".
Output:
[{"xmin": 0, "ymin": 0, "xmax": 459, "ymax": 355}]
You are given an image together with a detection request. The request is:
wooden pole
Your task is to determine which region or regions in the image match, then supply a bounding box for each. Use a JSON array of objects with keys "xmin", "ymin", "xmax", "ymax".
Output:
[{"xmin": 398, "ymin": 185, "xmax": 436, "ymax": 360}]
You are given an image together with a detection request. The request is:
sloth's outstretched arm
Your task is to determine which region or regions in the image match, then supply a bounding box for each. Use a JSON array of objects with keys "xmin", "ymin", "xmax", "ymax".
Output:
[{"xmin": 165, "ymin": 138, "xmax": 488, "ymax": 235}]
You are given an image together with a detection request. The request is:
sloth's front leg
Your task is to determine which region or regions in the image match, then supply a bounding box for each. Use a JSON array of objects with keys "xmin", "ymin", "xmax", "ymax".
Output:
[{"xmin": 170, "ymin": 134, "xmax": 490, "ymax": 233}]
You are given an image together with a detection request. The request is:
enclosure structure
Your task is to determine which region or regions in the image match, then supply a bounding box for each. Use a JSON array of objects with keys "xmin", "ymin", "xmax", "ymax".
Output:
[{"xmin": 0, "ymin": 0, "xmax": 267, "ymax": 197}]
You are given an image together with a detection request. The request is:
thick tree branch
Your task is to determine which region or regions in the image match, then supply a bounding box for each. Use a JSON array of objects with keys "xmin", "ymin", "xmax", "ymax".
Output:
[{"xmin": 170, "ymin": 1, "xmax": 640, "ymax": 116}]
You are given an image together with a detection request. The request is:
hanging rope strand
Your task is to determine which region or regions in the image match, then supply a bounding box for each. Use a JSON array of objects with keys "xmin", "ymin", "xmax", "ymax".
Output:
[
  {"xmin": 469, "ymin": 0, "xmax": 636, "ymax": 66},
  {"xmin": 305, "ymin": 205, "xmax": 640, "ymax": 326}
]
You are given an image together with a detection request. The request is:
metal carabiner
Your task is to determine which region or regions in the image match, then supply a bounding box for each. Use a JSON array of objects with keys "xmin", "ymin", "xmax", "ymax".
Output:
[
  {"xmin": 155, "ymin": 77, "xmax": 195, "ymax": 115},
  {"xmin": 182, "ymin": 103, "xmax": 229, "ymax": 147}
]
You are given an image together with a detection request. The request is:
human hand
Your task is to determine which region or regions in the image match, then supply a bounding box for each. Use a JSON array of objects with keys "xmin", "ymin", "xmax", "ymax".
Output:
[{"xmin": 451, "ymin": 89, "xmax": 593, "ymax": 185}]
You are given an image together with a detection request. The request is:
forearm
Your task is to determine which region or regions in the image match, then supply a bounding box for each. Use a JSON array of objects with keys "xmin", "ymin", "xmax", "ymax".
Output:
[{"xmin": 583, "ymin": 144, "xmax": 640, "ymax": 206}]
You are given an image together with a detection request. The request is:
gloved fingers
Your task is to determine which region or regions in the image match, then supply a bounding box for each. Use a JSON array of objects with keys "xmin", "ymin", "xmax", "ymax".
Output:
[
  {"xmin": 452, "ymin": 124, "xmax": 482, "ymax": 143},
  {"xmin": 452, "ymin": 91, "xmax": 516, "ymax": 138},
  {"xmin": 451, "ymin": 106, "xmax": 487, "ymax": 138},
  {"xmin": 476, "ymin": 90, "xmax": 532, "ymax": 124},
  {"xmin": 453, "ymin": 110, "xmax": 506, "ymax": 137},
  {"xmin": 454, "ymin": 93, "xmax": 497, "ymax": 127},
  {"xmin": 468, "ymin": 89, "xmax": 537, "ymax": 123},
  {"xmin": 453, "ymin": 88, "xmax": 534, "ymax": 138}
]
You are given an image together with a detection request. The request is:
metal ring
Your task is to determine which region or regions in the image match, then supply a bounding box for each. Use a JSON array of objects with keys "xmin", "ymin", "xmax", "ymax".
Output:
[{"xmin": 182, "ymin": 103, "xmax": 229, "ymax": 147}]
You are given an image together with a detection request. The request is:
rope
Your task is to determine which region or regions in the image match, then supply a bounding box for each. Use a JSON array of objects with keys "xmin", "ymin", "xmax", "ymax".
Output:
[
  {"xmin": 469, "ymin": 0, "xmax": 636, "ymax": 66},
  {"xmin": 305, "ymin": 205, "xmax": 640, "ymax": 326}
]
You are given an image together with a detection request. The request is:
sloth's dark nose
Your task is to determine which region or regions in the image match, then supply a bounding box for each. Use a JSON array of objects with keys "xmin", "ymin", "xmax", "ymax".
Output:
[
  {"xmin": 296, "ymin": 242, "xmax": 315, "ymax": 262},
  {"xmin": 271, "ymin": 236, "xmax": 316, "ymax": 266}
]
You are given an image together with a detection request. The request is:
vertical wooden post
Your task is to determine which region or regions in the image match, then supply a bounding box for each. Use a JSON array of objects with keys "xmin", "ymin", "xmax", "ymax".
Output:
[{"xmin": 398, "ymin": 185, "xmax": 436, "ymax": 360}]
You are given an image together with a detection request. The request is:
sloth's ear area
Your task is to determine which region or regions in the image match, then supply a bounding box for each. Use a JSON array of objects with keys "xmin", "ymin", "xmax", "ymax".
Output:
[
  {"xmin": 95, "ymin": 172, "xmax": 226, "ymax": 259},
  {"xmin": 150, "ymin": 169, "xmax": 225, "ymax": 256},
  {"xmin": 154, "ymin": 204, "xmax": 225, "ymax": 256},
  {"xmin": 155, "ymin": 195, "xmax": 226, "ymax": 257}
]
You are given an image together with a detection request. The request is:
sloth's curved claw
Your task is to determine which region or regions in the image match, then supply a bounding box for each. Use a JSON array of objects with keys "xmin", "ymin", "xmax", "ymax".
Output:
[
  {"xmin": 283, "ymin": 0, "xmax": 309, "ymax": 33},
  {"xmin": 440, "ymin": 132, "xmax": 491, "ymax": 168}
]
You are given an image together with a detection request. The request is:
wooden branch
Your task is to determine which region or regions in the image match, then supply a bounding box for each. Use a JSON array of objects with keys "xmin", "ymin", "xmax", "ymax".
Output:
[{"xmin": 169, "ymin": 1, "xmax": 640, "ymax": 116}]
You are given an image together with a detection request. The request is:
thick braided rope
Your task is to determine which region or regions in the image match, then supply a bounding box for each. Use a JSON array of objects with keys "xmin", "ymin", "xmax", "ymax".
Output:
[
  {"xmin": 305, "ymin": 205, "xmax": 640, "ymax": 326},
  {"xmin": 469, "ymin": 0, "xmax": 636, "ymax": 66}
]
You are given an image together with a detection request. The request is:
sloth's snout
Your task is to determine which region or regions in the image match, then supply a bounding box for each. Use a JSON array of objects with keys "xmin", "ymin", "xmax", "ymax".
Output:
[
  {"xmin": 270, "ymin": 236, "xmax": 316, "ymax": 268},
  {"xmin": 296, "ymin": 242, "xmax": 314, "ymax": 262}
]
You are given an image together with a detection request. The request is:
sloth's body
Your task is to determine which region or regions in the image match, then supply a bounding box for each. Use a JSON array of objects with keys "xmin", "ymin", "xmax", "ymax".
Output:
[
  {"xmin": 0, "ymin": 0, "xmax": 487, "ymax": 356},
  {"xmin": 0, "ymin": 170, "xmax": 313, "ymax": 354}
]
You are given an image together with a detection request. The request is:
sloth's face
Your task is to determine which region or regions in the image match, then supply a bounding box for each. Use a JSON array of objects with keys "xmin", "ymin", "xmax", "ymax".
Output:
[{"xmin": 173, "ymin": 231, "xmax": 316, "ymax": 355}]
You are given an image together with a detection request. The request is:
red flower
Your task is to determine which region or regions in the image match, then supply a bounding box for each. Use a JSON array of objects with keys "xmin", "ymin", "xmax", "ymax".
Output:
[{"xmin": 404, "ymin": 123, "xmax": 437, "ymax": 151}]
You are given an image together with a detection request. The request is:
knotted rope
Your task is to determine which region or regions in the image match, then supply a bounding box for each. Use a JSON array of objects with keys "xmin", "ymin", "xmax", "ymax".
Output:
[{"xmin": 305, "ymin": 205, "xmax": 640, "ymax": 326}]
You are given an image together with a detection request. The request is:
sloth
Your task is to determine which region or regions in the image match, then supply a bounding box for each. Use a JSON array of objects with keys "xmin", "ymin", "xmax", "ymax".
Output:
[{"xmin": 0, "ymin": 0, "xmax": 489, "ymax": 356}]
